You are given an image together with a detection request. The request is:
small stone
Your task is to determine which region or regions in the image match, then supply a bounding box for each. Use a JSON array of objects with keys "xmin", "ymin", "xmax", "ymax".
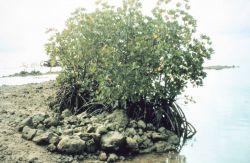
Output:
[
  {"xmin": 28, "ymin": 157, "xmax": 39, "ymax": 163},
  {"xmin": 62, "ymin": 129, "xmax": 73, "ymax": 135},
  {"xmin": 61, "ymin": 109, "xmax": 72, "ymax": 118},
  {"xmin": 106, "ymin": 109, "xmax": 128, "ymax": 129},
  {"xmin": 158, "ymin": 127, "xmax": 167, "ymax": 134},
  {"xmin": 57, "ymin": 136, "xmax": 86, "ymax": 154},
  {"xmin": 138, "ymin": 128, "xmax": 143, "ymax": 136},
  {"xmin": 44, "ymin": 117, "xmax": 60, "ymax": 127},
  {"xmin": 145, "ymin": 131, "xmax": 152, "ymax": 138},
  {"xmin": 47, "ymin": 144, "xmax": 57, "ymax": 152},
  {"xmin": 99, "ymin": 152, "xmax": 107, "ymax": 161},
  {"xmin": 64, "ymin": 116, "xmax": 78, "ymax": 125},
  {"xmin": 18, "ymin": 117, "xmax": 32, "ymax": 132},
  {"xmin": 139, "ymin": 146, "xmax": 156, "ymax": 154},
  {"xmin": 78, "ymin": 155, "xmax": 85, "ymax": 160},
  {"xmin": 119, "ymin": 156, "xmax": 125, "ymax": 161},
  {"xmin": 32, "ymin": 131, "xmax": 53, "ymax": 145},
  {"xmin": 49, "ymin": 135, "xmax": 60, "ymax": 145},
  {"xmin": 146, "ymin": 123, "xmax": 155, "ymax": 130},
  {"xmin": 87, "ymin": 126, "xmax": 95, "ymax": 133},
  {"xmin": 106, "ymin": 123, "xmax": 116, "ymax": 131},
  {"xmin": 101, "ymin": 131, "xmax": 126, "ymax": 152},
  {"xmin": 168, "ymin": 135, "xmax": 180, "ymax": 145},
  {"xmin": 126, "ymin": 128, "xmax": 136, "ymax": 136},
  {"xmin": 86, "ymin": 139, "xmax": 96, "ymax": 153},
  {"xmin": 126, "ymin": 137, "xmax": 138, "ymax": 152},
  {"xmin": 133, "ymin": 135, "xmax": 142, "ymax": 144},
  {"xmin": 151, "ymin": 132, "xmax": 168, "ymax": 141},
  {"xmin": 77, "ymin": 112, "xmax": 88, "ymax": 119},
  {"xmin": 154, "ymin": 141, "xmax": 173, "ymax": 153},
  {"xmin": 137, "ymin": 120, "xmax": 146, "ymax": 129},
  {"xmin": 141, "ymin": 137, "xmax": 153, "ymax": 148},
  {"xmin": 36, "ymin": 124, "xmax": 45, "ymax": 130},
  {"xmin": 32, "ymin": 114, "xmax": 47, "ymax": 127},
  {"xmin": 107, "ymin": 153, "xmax": 119, "ymax": 163},
  {"xmin": 96, "ymin": 125, "xmax": 108, "ymax": 135},
  {"xmin": 129, "ymin": 120, "xmax": 137, "ymax": 128},
  {"xmin": 22, "ymin": 126, "xmax": 37, "ymax": 140}
]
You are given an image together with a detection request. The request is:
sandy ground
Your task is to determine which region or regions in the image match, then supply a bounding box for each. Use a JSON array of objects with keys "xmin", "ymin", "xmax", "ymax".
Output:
[{"xmin": 0, "ymin": 81, "xmax": 185, "ymax": 163}]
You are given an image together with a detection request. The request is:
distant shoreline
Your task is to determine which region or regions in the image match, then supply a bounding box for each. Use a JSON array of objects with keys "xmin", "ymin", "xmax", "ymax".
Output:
[
  {"xmin": 204, "ymin": 65, "xmax": 239, "ymax": 70},
  {"xmin": 0, "ymin": 70, "xmax": 59, "ymax": 78}
]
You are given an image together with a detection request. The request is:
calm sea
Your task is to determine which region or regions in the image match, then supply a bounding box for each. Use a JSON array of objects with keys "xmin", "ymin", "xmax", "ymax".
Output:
[
  {"xmin": 0, "ymin": 60, "xmax": 59, "ymax": 86},
  {"xmin": 181, "ymin": 66, "xmax": 250, "ymax": 163}
]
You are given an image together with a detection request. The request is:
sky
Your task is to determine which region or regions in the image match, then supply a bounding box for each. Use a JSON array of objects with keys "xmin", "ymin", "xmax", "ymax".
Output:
[{"xmin": 0, "ymin": 0, "xmax": 250, "ymax": 69}]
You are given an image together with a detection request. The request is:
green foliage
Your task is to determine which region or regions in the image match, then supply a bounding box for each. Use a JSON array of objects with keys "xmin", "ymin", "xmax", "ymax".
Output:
[{"xmin": 45, "ymin": 0, "xmax": 213, "ymax": 126}]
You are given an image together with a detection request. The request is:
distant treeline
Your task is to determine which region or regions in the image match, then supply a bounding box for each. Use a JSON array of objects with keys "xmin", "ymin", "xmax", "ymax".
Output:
[
  {"xmin": 2, "ymin": 70, "xmax": 42, "ymax": 77},
  {"xmin": 1, "ymin": 70, "xmax": 59, "ymax": 78},
  {"xmin": 204, "ymin": 65, "xmax": 239, "ymax": 70}
]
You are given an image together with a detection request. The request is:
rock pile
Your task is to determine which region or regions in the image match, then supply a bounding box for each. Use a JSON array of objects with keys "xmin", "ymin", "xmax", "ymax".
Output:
[{"xmin": 18, "ymin": 109, "xmax": 180, "ymax": 162}]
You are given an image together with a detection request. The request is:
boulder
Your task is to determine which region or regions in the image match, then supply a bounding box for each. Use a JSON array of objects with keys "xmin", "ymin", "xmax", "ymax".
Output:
[
  {"xmin": 101, "ymin": 131, "xmax": 126, "ymax": 152},
  {"xmin": 57, "ymin": 136, "xmax": 86, "ymax": 154},
  {"xmin": 22, "ymin": 126, "xmax": 37, "ymax": 140}
]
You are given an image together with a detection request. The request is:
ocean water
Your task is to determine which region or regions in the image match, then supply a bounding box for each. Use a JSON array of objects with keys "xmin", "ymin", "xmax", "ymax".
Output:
[
  {"xmin": 0, "ymin": 64, "xmax": 59, "ymax": 86},
  {"xmin": 181, "ymin": 66, "xmax": 250, "ymax": 163}
]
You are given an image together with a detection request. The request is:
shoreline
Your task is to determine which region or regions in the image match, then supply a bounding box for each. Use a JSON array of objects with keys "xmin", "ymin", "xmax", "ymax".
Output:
[
  {"xmin": 204, "ymin": 65, "xmax": 239, "ymax": 70},
  {"xmin": 0, "ymin": 81, "xmax": 185, "ymax": 163},
  {"xmin": 0, "ymin": 70, "xmax": 59, "ymax": 78}
]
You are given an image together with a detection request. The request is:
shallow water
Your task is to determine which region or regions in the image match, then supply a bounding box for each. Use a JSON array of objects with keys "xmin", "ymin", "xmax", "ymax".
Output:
[
  {"xmin": 0, "ymin": 66, "xmax": 59, "ymax": 86},
  {"xmin": 180, "ymin": 67, "xmax": 250, "ymax": 163},
  {"xmin": 0, "ymin": 74, "xmax": 57, "ymax": 86}
]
